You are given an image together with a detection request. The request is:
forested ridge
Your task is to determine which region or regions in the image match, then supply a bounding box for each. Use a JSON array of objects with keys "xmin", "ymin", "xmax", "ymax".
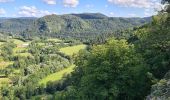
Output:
[
  {"xmin": 0, "ymin": 0, "xmax": 170, "ymax": 100},
  {"xmin": 0, "ymin": 13, "xmax": 150, "ymax": 39},
  {"xmin": 0, "ymin": 17, "xmax": 37, "ymax": 34}
]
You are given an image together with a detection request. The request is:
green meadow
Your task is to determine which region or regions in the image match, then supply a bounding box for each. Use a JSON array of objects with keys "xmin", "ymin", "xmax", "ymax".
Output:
[
  {"xmin": 47, "ymin": 38, "xmax": 62, "ymax": 42},
  {"xmin": 0, "ymin": 42, "xmax": 4, "ymax": 46},
  {"xmin": 0, "ymin": 77, "xmax": 10, "ymax": 87},
  {"xmin": 39, "ymin": 65, "xmax": 75, "ymax": 85},
  {"xmin": 11, "ymin": 39, "xmax": 25, "ymax": 45},
  {"xmin": 60, "ymin": 44, "xmax": 87, "ymax": 56},
  {"xmin": 0, "ymin": 62, "xmax": 13, "ymax": 70},
  {"xmin": 0, "ymin": 37, "xmax": 88, "ymax": 98},
  {"xmin": 39, "ymin": 44, "xmax": 86, "ymax": 85},
  {"xmin": 11, "ymin": 39, "xmax": 32, "ymax": 57}
]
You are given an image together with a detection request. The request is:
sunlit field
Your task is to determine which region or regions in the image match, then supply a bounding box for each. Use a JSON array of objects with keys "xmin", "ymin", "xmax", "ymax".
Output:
[
  {"xmin": 39, "ymin": 65, "xmax": 75, "ymax": 85},
  {"xmin": 60, "ymin": 44, "xmax": 87, "ymax": 56}
]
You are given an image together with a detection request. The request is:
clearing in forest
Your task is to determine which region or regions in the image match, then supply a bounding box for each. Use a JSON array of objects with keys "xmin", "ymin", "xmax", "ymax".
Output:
[
  {"xmin": 39, "ymin": 44, "xmax": 87, "ymax": 85},
  {"xmin": 47, "ymin": 38, "xmax": 62, "ymax": 42},
  {"xmin": 0, "ymin": 62, "xmax": 13, "ymax": 70},
  {"xmin": 60, "ymin": 44, "xmax": 87, "ymax": 56},
  {"xmin": 39, "ymin": 65, "xmax": 75, "ymax": 85}
]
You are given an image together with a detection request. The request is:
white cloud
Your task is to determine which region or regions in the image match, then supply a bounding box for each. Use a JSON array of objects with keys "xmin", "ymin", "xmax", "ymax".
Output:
[
  {"xmin": 18, "ymin": 6, "xmax": 56, "ymax": 17},
  {"xmin": 109, "ymin": 12, "xmax": 115, "ymax": 16},
  {"xmin": 153, "ymin": 2, "xmax": 163, "ymax": 11},
  {"xmin": 144, "ymin": 12, "xmax": 151, "ymax": 17},
  {"xmin": 128, "ymin": 13, "xmax": 139, "ymax": 17},
  {"xmin": 63, "ymin": 0, "xmax": 79, "ymax": 7},
  {"xmin": 143, "ymin": 2, "xmax": 163, "ymax": 17},
  {"xmin": 108, "ymin": 0, "xmax": 160, "ymax": 8},
  {"xmin": 43, "ymin": 0, "xmax": 56, "ymax": 5},
  {"xmin": 144, "ymin": 8, "xmax": 156, "ymax": 17},
  {"xmin": 0, "ymin": 0, "xmax": 13, "ymax": 3},
  {"xmin": 0, "ymin": 8, "xmax": 6, "ymax": 15}
]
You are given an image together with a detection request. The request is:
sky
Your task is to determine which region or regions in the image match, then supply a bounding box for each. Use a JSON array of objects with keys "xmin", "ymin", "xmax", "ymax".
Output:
[{"xmin": 0, "ymin": 0, "xmax": 162, "ymax": 18}]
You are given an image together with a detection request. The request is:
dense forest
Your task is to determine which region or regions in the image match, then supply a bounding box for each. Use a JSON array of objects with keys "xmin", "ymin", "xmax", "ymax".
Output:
[
  {"xmin": 0, "ymin": 17, "xmax": 36, "ymax": 34},
  {"xmin": 0, "ymin": 13, "xmax": 151, "ymax": 42},
  {"xmin": 0, "ymin": 0, "xmax": 170, "ymax": 100}
]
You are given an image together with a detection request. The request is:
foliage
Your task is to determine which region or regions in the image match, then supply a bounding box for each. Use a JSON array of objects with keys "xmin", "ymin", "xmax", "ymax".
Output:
[
  {"xmin": 39, "ymin": 65, "xmax": 75, "ymax": 85},
  {"xmin": 0, "ymin": 18, "xmax": 36, "ymax": 33},
  {"xmin": 54, "ymin": 39, "xmax": 151, "ymax": 100},
  {"xmin": 0, "ymin": 38, "xmax": 84, "ymax": 99},
  {"xmin": 60, "ymin": 45, "xmax": 87, "ymax": 56},
  {"xmin": 133, "ymin": 13, "xmax": 170, "ymax": 79},
  {"xmin": 147, "ymin": 71, "xmax": 170, "ymax": 100},
  {"xmin": 0, "ymin": 3, "xmax": 169, "ymax": 99},
  {"xmin": 0, "ymin": 13, "xmax": 151, "ymax": 42}
]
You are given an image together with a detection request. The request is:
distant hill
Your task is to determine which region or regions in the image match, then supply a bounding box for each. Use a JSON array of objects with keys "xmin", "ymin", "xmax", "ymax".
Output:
[
  {"xmin": 0, "ymin": 13, "xmax": 151, "ymax": 38},
  {"xmin": 32, "ymin": 14, "xmax": 152, "ymax": 37},
  {"xmin": 71, "ymin": 13, "xmax": 108, "ymax": 19},
  {"xmin": 0, "ymin": 17, "xmax": 37, "ymax": 33}
]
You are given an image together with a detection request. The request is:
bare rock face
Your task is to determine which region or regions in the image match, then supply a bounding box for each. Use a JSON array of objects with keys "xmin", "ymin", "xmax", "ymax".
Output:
[{"xmin": 147, "ymin": 71, "xmax": 170, "ymax": 100}]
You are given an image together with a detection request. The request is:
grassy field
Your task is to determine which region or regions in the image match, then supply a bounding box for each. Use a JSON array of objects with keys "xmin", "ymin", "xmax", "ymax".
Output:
[
  {"xmin": 39, "ymin": 44, "xmax": 87, "ymax": 85},
  {"xmin": 13, "ymin": 47, "xmax": 27, "ymax": 52},
  {"xmin": 60, "ymin": 44, "xmax": 87, "ymax": 56},
  {"xmin": 37, "ymin": 43, "xmax": 45, "ymax": 46},
  {"xmin": 0, "ymin": 62, "xmax": 13, "ymax": 69},
  {"xmin": 11, "ymin": 39, "xmax": 25, "ymax": 45},
  {"xmin": 39, "ymin": 65, "xmax": 75, "ymax": 85},
  {"xmin": 13, "ymin": 47, "xmax": 31, "ymax": 57},
  {"xmin": 0, "ymin": 57, "xmax": 3, "ymax": 62},
  {"xmin": 48, "ymin": 38, "xmax": 62, "ymax": 42},
  {"xmin": 15, "ymin": 53, "xmax": 32, "ymax": 57},
  {"xmin": 13, "ymin": 69, "xmax": 20, "ymax": 74},
  {"xmin": 12, "ymin": 39, "xmax": 32, "ymax": 57},
  {"xmin": 0, "ymin": 77, "xmax": 9, "ymax": 84},
  {"xmin": 0, "ymin": 77, "xmax": 10, "ymax": 88},
  {"xmin": 0, "ymin": 76, "xmax": 10, "ymax": 100},
  {"xmin": 0, "ymin": 42, "xmax": 4, "ymax": 46}
]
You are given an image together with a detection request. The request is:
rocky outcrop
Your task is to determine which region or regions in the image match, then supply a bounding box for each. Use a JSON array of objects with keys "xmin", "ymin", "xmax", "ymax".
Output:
[{"xmin": 147, "ymin": 71, "xmax": 170, "ymax": 100}]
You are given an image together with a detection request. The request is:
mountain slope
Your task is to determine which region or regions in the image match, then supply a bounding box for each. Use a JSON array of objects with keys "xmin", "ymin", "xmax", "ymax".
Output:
[
  {"xmin": 71, "ymin": 13, "xmax": 108, "ymax": 19},
  {"xmin": 0, "ymin": 17, "xmax": 36, "ymax": 33},
  {"xmin": 0, "ymin": 13, "xmax": 151, "ymax": 38},
  {"xmin": 31, "ymin": 14, "xmax": 151, "ymax": 37}
]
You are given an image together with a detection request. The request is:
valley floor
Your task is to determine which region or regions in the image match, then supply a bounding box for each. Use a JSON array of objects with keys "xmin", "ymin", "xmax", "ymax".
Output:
[{"xmin": 0, "ymin": 37, "xmax": 87, "ymax": 99}]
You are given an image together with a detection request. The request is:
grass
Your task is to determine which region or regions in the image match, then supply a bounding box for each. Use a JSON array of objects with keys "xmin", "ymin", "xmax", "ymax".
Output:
[
  {"xmin": 0, "ymin": 77, "xmax": 10, "ymax": 87},
  {"xmin": 13, "ymin": 69, "xmax": 20, "ymax": 74},
  {"xmin": 60, "ymin": 44, "xmax": 87, "ymax": 56},
  {"xmin": 0, "ymin": 77, "xmax": 10, "ymax": 99},
  {"xmin": 13, "ymin": 47, "xmax": 27, "ymax": 52},
  {"xmin": 0, "ymin": 76, "xmax": 10, "ymax": 98},
  {"xmin": 0, "ymin": 57, "xmax": 3, "ymax": 62},
  {"xmin": 11, "ymin": 39, "xmax": 25, "ymax": 45},
  {"xmin": 0, "ymin": 78, "xmax": 9, "ymax": 84},
  {"xmin": 0, "ymin": 62, "xmax": 13, "ymax": 69},
  {"xmin": 13, "ymin": 47, "xmax": 32, "ymax": 57},
  {"xmin": 11, "ymin": 39, "xmax": 31, "ymax": 48},
  {"xmin": 39, "ymin": 65, "xmax": 75, "ymax": 85},
  {"xmin": 14, "ymin": 53, "xmax": 32, "ymax": 57},
  {"xmin": 0, "ymin": 42, "xmax": 4, "ymax": 46},
  {"xmin": 48, "ymin": 38, "xmax": 62, "ymax": 42},
  {"xmin": 37, "ymin": 43, "xmax": 45, "ymax": 46},
  {"xmin": 39, "ymin": 44, "xmax": 87, "ymax": 85},
  {"xmin": 12, "ymin": 39, "xmax": 31, "ymax": 57}
]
